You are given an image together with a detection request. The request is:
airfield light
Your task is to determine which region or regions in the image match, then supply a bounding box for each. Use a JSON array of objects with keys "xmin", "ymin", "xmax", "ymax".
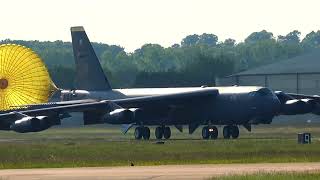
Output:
[{"xmin": 0, "ymin": 44, "xmax": 57, "ymax": 110}]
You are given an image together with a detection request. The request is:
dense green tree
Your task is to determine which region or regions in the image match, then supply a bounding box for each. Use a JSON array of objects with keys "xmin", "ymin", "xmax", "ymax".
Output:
[
  {"xmin": 198, "ymin": 33, "xmax": 218, "ymax": 46},
  {"xmin": 48, "ymin": 65, "xmax": 75, "ymax": 89},
  {"xmin": 278, "ymin": 30, "xmax": 301, "ymax": 44},
  {"xmin": 302, "ymin": 30, "xmax": 320, "ymax": 50},
  {"xmin": 222, "ymin": 38, "xmax": 236, "ymax": 47},
  {"xmin": 245, "ymin": 30, "xmax": 274, "ymax": 43},
  {"xmin": 2, "ymin": 28, "xmax": 320, "ymax": 88},
  {"xmin": 181, "ymin": 34, "xmax": 200, "ymax": 47}
]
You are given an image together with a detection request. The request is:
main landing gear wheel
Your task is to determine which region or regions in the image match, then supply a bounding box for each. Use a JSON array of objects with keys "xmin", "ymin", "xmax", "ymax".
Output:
[
  {"xmin": 163, "ymin": 127, "xmax": 171, "ymax": 139},
  {"xmin": 155, "ymin": 127, "xmax": 163, "ymax": 140},
  {"xmin": 202, "ymin": 126, "xmax": 210, "ymax": 139},
  {"xmin": 155, "ymin": 126, "xmax": 171, "ymax": 140},
  {"xmin": 223, "ymin": 126, "xmax": 231, "ymax": 139},
  {"xmin": 134, "ymin": 127, "xmax": 143, "ymax": 140},
  {"xmin": 202, "ymin": 126, "xmax": 218, "ymax": 140},
  {"xmin": 134, "ymin": 126, "xmax": 150, "ymax": 140},
  {"xmin": 210, "ymin": 126, "xmax": 218, "ymax": 139},
  {"xmin": 230, "ymin": 126, "xmax": 239, "ymax": 139},
  {"xmin": 223, "ymin": 125, "xmax": 239, "ymax": 139},
  {"xmin": 142, "ymin": 127, "xmax": 150, "ymax": 140}
]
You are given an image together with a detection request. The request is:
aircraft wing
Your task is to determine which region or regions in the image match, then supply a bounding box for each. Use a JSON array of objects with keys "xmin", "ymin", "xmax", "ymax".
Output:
[
  {"xmin": 113, "ymin": 88, "xmax": 219, "ymax": 108},
  {"xmin": 0, "ymin": 88, "xmax": 218, "ymax": 123},
  {"xmin": 285, "ymin": 93, "xmax": 320, "ymax": 101},
  {"xmin": 274, "ymin": 91, "xmax": 320, "ymax": 115},
  {"xmin": 0, "ymin": 88, "xmax": 218, "ymax": 133},
  {"xmin": 0, "ymin": 100, "xmax": 111, "ymax": 125}
]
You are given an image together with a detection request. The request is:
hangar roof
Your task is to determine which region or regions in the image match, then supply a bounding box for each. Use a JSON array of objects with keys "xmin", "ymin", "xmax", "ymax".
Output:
[{"xmin": 232, "ymin": 50, "xmax": 320, "ymax": 76}]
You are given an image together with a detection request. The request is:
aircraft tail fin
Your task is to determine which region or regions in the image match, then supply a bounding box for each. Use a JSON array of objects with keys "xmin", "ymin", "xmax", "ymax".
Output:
[{"xmin": 70, "ymin": 26, "xmax": 111, "ymax": 91}]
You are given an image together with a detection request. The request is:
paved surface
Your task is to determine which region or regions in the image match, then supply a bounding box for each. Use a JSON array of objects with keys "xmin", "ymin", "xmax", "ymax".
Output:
[{"xmin": 0, "ymin": 163, "xmax": 319, "ymax": 180}]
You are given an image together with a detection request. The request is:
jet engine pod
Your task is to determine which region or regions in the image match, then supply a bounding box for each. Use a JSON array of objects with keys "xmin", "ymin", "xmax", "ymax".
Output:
[
  {"xmin": 0, "ymin": 44, "xmax": 57, "ymax": 110},
  {"xmin": 10, "ymin": 116, "xmax": 51, "ymax": 133},
  {"xmin": 281, "ymin": 99, "xmax": 315, "ymax": 115},
  {"xmin": 104, "ymin": 108, "xmax": 135, "ymax": 124}
]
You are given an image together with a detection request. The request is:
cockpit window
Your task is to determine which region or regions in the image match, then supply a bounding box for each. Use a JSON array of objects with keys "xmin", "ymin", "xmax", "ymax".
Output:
[
  {"xmin": 249, "ymin": 88, "xmax": 273, "ymax": 97},
  {"xmin": 256, "ymin": 88, "xmax": 272, "ymax": 96}
]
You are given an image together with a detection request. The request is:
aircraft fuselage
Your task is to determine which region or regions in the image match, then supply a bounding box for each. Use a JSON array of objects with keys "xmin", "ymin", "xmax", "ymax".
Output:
[{"xmin": 61, "ymin": 86, "xmax": 281, "ymax": 126}]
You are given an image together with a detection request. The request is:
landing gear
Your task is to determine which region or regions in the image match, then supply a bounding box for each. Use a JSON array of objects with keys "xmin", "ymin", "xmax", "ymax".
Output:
[
  {"xmin": 155, "ymin": 126, "xmax": 171, "ymax": 140},
  {"xmin": 134, "ymin": 127, "xmax": 143, "ymax": 140},
  {"xmin": 143, "ymin": 127, "xmax": 150, "ymax": 140},
  {"xmin": 210, "ymin": 126, "xmax": 218, "ymax": 139},
  {"xmin": 202, "ymin": 126, "xmax": 210, "ymax": 139},
  {"xmin": 202, "ymin": 126, "xmax": 218, "ymax": 139},
  {"xmin": 134, "ymin": 126, "xmax": 150, "ymax": 140},
  {"xmin": 223, "ymin": 126, "xmax": 231, "ymax": 139},
  {"xmin": 163, "ymin": 127, "xmax": 171, "ymax": 139},
  {"xmin": 155, "ymin": 127, "xmax": 163, "ymax": 139},
  {"xmin": 223, "ymin": 125, "xmax": 239, "ymax": 139},
  {"xmin": 230, "ymin": 126, "xmax": 239, "ymax": 139}
]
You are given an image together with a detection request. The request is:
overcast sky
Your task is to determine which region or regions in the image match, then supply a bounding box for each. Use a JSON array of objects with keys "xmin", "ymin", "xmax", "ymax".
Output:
[{"xmin": 1, "ymin": 0, "xmax": 319, "ymax": 52}]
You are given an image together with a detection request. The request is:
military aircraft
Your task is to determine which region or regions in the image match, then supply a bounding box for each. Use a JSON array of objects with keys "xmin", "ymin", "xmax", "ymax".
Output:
[
  {"xmin": 0, "ymin": 26, "xmax": 318, "ymax": 140},
  {"xmin": 54, "ymin": 26, "xmax": 319, "ymax": 140}
]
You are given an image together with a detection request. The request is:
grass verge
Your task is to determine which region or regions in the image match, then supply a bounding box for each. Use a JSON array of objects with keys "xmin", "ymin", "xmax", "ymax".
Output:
[{"xmin": 0, "ymin": 125, "xmax": 318, "ymax": 169}]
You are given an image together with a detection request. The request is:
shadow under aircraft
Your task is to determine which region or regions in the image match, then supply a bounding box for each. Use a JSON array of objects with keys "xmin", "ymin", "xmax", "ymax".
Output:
[{"xmin": 0, "ymin": 27, "xmax": 319, "ymax": 140}]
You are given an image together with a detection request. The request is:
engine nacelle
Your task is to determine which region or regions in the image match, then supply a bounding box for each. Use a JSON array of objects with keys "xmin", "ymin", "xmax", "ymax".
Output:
[
  {"xmin": 10, "ymin": 116, "xmax": 51, "ymax": 133},
  {"xmin": 281, "ymin": 99, "xmax": 315, "ymax": 115},
  {"xmin": 104, "ymin": 108, "xmax": 135, "ymax": 124}
]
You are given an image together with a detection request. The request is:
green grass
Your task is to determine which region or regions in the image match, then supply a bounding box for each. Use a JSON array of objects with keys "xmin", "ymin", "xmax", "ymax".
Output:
[
  {"xmin": 213, "ymin": 172, "xmax": 320, "ymax": 180},
  {"xmin": 0, "ymin": 124, "xmax": 318, "ymax": 169}
]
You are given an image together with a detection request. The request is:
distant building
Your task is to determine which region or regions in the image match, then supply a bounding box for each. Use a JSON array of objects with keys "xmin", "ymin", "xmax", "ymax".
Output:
[{"xmin": 219, "ymin": 50, "xmax": 320, "ymax": 94}]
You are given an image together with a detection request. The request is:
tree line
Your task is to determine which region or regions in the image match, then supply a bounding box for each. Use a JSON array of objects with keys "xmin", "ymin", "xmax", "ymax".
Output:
[{"xmin": 2, "ymin": 30, "xmax": 320, "ymax": 88}]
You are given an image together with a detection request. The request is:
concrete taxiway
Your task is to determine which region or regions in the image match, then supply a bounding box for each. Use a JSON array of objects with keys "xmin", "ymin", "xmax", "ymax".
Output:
[{"xmin": 0, "ymin": 163, "xmax": 319, "ymax": 180}]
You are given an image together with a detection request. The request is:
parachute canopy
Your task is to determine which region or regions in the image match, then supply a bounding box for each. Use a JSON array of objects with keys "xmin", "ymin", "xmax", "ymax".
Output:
[{"xmin": 0, "ymin": 44, "xmax": 57, "ymax": 110}]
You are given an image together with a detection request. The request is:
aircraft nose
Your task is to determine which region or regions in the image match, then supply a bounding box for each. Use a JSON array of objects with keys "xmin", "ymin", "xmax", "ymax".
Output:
[
  {"xmin": 256, "ymin": 93, "xmax": 281, "ymax": 116},
  {"xmin": 250, "ymin": 90, "xmax": 281, "ymax": 124}
]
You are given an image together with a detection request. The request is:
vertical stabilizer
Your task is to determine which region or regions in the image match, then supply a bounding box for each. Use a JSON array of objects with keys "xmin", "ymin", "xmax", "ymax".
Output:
[{"xmin": 71, "ymin": 26, "xmax": 111, "ymax": 91}]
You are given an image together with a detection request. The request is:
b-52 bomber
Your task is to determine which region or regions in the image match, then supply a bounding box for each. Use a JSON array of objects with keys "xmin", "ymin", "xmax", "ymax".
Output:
[
  {"xmin": 58, "ymin": 27, "xmax": 320, "ymax": 139},
  {"xmin": 0, "ymin": 27, "xmax": 320, "ymax": 140}
]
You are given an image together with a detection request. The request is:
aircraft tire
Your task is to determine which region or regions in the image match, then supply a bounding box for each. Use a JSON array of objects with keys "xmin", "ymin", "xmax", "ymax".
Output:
[
  {"xmin": 210, "ymin": 126, "xmax": 218, "ymax": 139},
  {"xmin": 155, "ymin": 126, "xmax": 163, "ymax": 139},
  {"xmin": 134, "ymin": 127, "xmax": 143, "ymax": 140},
  {"xmin": 163, "ymin": 127, "xmax": 171, "ymax": 139},
  {"xmin": 202, "ymin": 126, "xmax": 210, "ymax": 139},
  {"xmin": 223, "ymin": 126, "xmax": 231, "ymax": 139},
  {"xmin": 231, "ymin": 126, "xmax": 239, "ymax": 139},
  {"xmin": 142, "ymin": 127, "xmax": 150, "ymax": 140}
]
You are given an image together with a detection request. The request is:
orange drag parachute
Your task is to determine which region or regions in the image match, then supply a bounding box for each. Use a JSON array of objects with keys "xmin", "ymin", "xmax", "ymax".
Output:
[{"xmin": 0, "ymin": 44, "xmax": 57, "ymax": 110}]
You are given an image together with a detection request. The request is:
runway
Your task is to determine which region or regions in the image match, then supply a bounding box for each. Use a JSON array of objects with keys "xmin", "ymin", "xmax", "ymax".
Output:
[{"xmin": 0, "ymin": 163, "xmax": 319, "ymax": 180}]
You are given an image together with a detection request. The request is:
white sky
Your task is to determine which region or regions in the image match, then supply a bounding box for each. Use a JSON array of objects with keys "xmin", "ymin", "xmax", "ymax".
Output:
[{"xmin": 1, "ymin": 0, "xmax": 320, "ymax": 52}]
